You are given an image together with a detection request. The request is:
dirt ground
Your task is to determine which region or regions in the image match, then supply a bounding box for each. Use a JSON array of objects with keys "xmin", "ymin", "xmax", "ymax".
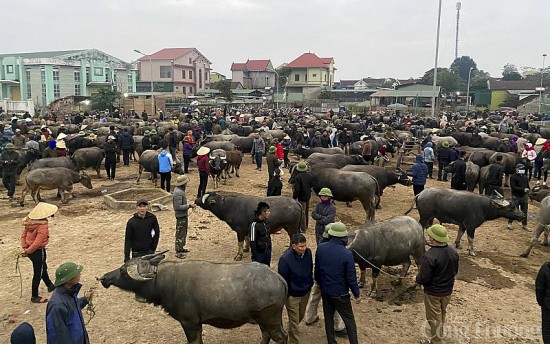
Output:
[{"xmin": 0, "ymin": 155, "xmax": 548, "ymax": 344}]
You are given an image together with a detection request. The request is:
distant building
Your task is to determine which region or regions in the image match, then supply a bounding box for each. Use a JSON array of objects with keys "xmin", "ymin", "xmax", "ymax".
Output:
[
  {"xmin": 285, "ymin": 53, "xmax": 335, "ymax": 101},
  {"xmin": 230, "ymin": 59, "xmax": 275, "ymax": 89},
  {"xmin": 210, "ymin": 71, "xmax": 226, "ymax": 84},
  {"xmin": 136, "ymin": 48, "xmax": 211, "ymax": 95},
  {"xmin": 487, "ymin": 78, "xmax": 539, "ymax": 110},
  {"xmin": 0, "ymin": 49, "xmax": 136, "ymax": 107},
  {"xmin": 370, "ymin": 83, "xmax": 441, "ymax": 108}
]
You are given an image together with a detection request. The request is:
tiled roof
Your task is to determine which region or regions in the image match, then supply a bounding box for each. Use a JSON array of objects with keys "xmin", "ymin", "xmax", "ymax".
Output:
[
  {"xmin": 138, "ymin": 48, "xmax": 193, "ymax": 61},
  {"xmin": 320, "ymin": 57, "xmax": 334, "ymax": 65},
  {"xmin": 231, "ymin": 62, "xmax": 246, "ymax": 71},
  {"xmin": 287, "ymin": 53, "xmax": 332, "ymax": 68},
  {"xmin": 488, "ymin": 78, "xmax": 540, "ymax": 91},
  {"xmin": 245, "ymin": 60, "xmax": 271, "ymax": 71}
]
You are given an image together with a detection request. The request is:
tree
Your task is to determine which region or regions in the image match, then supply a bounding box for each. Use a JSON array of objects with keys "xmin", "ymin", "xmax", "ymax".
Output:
[
  {"xmin": 319, "ymin": 90, "xmax": 333, "ymax": 99},
  {"xmin": 499, "ymin": 94, "xmax": 521, "ymax": 108},
  {"xmin": 450, "ymin": 56, "xmax": 478, "ymax": 81},
  {"xmin": 276, "ymin": 66, "xmax": 292, "ymax": 88},
  {"xmin": 211, "ymin": 79, "xmax": 233, "ymax": 101},
  {"xmin": 470, "ymin": 70, "xmax": 491, "ymax": 89},
  {"xmin": 502, "ymin": 63, "xmax": 523, "ymax": 80},
  {"xmin": 421, "ymin": 68, "xmax": 462, "ymax": 93},
  {"xmin": 91, "ymin": 87, "xmax": 119, "ymax": 111}
]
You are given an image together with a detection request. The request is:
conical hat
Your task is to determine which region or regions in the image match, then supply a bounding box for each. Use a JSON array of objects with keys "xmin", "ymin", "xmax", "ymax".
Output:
[
  {"xmin": 197, "ymin": 146, "xmax": 210, "ymax": 156},
  {"xmin": 56, "ymin": 133, "xmax": 67, "ymax": 140},
  {"xmin": 28, "ymin": 202, "xmax": 58, "ymax": 219}
]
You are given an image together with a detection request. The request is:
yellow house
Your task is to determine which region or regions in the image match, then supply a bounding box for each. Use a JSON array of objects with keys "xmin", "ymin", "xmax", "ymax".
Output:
[
  {"xmin": 285, "ymin": 52, "xmax": 335, "ymax": 101},
  {"xmin": 487, "ymin": 78, "xmax": 539, "ymax": 110}
]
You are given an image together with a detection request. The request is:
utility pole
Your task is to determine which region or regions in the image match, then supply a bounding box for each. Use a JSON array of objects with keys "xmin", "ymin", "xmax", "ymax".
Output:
[
  {"xmin": 455, "ymin": 2, "xmax": 461, "ymax": 60},
  {"xmin": 431, "ymin": 0, "xmax": 443, "ymax": 118}
]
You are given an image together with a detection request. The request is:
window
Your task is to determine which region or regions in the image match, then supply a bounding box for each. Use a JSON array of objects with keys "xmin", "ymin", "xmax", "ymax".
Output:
[
  {"xmin": 325, "ymin": 74, "xmax": 327, "ymax": 81},
  {"xmin": 160, "ymin": 66, "xmax": 172, "ymax": 78},
  {"xmin": 74, "ymin": 69, "xmax": 81, "ymax": 96},
  {"xmin": 40, "ymin": 68, "xmax": 47, "ymax": 103},
  {"xmin": 182, "ymin": 87, "xmax": 186, "ymax": 94},
  {"xmin": 190, "ymin": 87, "xmax": 193, "ymax": 94},
  {"xmin": 189, "ymin": 58, "xmax": 192, "ymax": 64},
  {"xmin": 105, "ymin": 68, "xmax": 111, "ymax": 82},
  {"xmin": 6, "ymin": 65, "xmax": 14, "ymax": 73},
  {"xmin": 75, "ymin": 84, "xmax": 81, "ymax": 95},
  {"xmin": 53, "ymin": 69, "xmax": 60, "ymax": 81},
  {"xmin": 182, "ymin": 70, "xmax": 186, "ymax": 79},
  {"xmin": 26, "ymin": 69, "xmax": 32, "ymax": 99},
  {"xmin": 294, "ymin": 74, "xmax": 299, "ymax": 82},
  {"xmin": 127, "ymin": 73, "xmax": 133, "ymax": 92},
  {"xmin": 199, "ymin": 68, "xmax": 202, "ymax": 88},
  {"xmin": 312, "ymin": 73, "xmax": 317, "ymax": 78},
  {"xmin": 189, "ymin": 70, "xmax": 193, "ymax": 79},
  {"xmin": 86, "ymin": 67, "xmax": 90, "ymax": 83},
  {"xmin": 205, "ymin": 72, "xmax": 208, "ymax": 81},
  {"xmin": 54, "ymin": 84, "xmax": 60, "ymax": 98},
  {"xmin": 305, "ymin": 74, "xmax": 307, "ymax": 82},
  {"xmin": 94, "ymin": 67, "xmax": 103, "ymax": 76}
]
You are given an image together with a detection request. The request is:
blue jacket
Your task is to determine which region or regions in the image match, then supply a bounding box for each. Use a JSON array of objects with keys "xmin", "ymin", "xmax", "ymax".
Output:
[
  {"xmin": 46, "ymin": 283, "xmax": 89, "ymax": 344},
  {"xmin": 158, "ymin": 150, "xmax": 173, "ymax": 173},
  {"xmin": 409, "ymin": 155, "xmax": 428, "ymax": 186},
  {"xmin": 118, "ymin": 132, "xmax": 134, "ymax": 150},
  {"xmin": 314, "ymin": 238, "xmax": 360, "ymax": 298},
  {"xmin": 278, "ymin": 247, "xmax": 314, "ymax": 297}
]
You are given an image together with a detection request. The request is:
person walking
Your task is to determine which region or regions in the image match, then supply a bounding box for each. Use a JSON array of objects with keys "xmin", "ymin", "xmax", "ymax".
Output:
[
  {"xmin": 278, "ymin": 233, "xmax": 314, "ymax": 344},
  {"xmin": 46, "ymin": 261, "xmax": 93, "ymax": 344},
  {"xmin": 103, "ymin": 135, "xmax": 117, "ymax": 181},
  {"xmin": 158, "ymin": 144, "xmax": 174, "ymax": 192},
  {"xmin": 315, "ymin": 222, "xmax": 361, "ymax": 344},
  {"xmin": 437, "ymin": 141, "xmax": 452, "ymax": 181},
  {"xmin": 124, "ymin": 199, "xmax": 160, "ymax": 262},
  {"xmin": 536, "ymin": 260, "xmax": 550, "ymax": 343},
  {"xmin": 409, "ymin": 155, "xmax": 429, "ymax": 196},
  {"xmin": 450, "ymin": 151, "xmax": 467, "ymax": 190},
  {"xmin": 173, "ymin": 175, "xmax": 195, "ymax": 259},
  {"xmin": 267, "ymin": 167, "xmax": 283, "ymax": 196},
  {"xmin": 266, "ymin": 146, "xmax": 281, "ymax": 181},
  {"xmin": 1, "ymin": 142, "xmax": 19, "ymax": 201},
  {"xmin": 291, "ymin": 161, "xmax": 312, "ymax": 230},
  {"xmin": 423, "ymin": 142, "xmax": 435, "ymax": 179},
  {"xmin": 416, "ymin": 224, "xmax": 459, "ymax": 344},
  {"xmin": 507, "ymin": 164, "xmax": 530, "ymax": 231},
  {"xmin": 312, "ymin": 188, "xmax": 336, "ymax": 244},
  {"xmin": 118, "ymin": 128, "xmax": 134, "ymax": 166},
  {"xmin": 250, "ymin": 202, "xmax": 272, "ymax": 266},
  {"xmin": 196, "ymin": 146, "xmax": 210, "ymax": 198},
  {"xmin": 20, "ymin": 202, "xmax": 58, "ymax": 303},
  {"xmin": 182, "ymin": 137, "xmax": 193, "ymax": 174},
  {"xmin": 252, "ymin": 132, "xmax": 265, "ymax": 171}
]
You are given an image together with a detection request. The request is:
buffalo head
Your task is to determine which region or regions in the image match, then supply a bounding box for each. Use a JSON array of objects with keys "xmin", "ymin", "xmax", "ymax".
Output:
[
  {"xmin": 490, "ymin": 198, "xmax": 526, "ymax": 222},
  {"xmin": 100, "ymin": 251, "xmax": 167, "ymax": 290},
  {"xmin": 351, "ymin": 155, "xmax": 368, "ymax": 165},
  {"xmin": 79, "ymin": 172, "xmax": 93, "ymax": 189},
  {"xmin": 195, "ymin": 192, "xmax": 224, "ymax": 210},
  {"xmin": 395, "ymin": 168, "xmax": 412, "ymax": 187}
]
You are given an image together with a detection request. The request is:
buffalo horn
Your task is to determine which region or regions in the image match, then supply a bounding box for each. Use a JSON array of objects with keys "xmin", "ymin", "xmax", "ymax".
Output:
[
  {"xmin": 126, "ymin": 263, "xmax": 152, "ymax": 282},
  {"xmin": 141, "ymin": 250, "xmax": 169, "ymax": 261},
  {"xmin": 201, "ymin": 193, "xmax": 210, "ymax": 204}
]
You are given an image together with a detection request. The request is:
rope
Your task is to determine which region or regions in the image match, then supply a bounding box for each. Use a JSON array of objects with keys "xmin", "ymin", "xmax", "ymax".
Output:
[
  {"xmin": 15, "ymin": 253, "xmax": 23, "ymax": 298},
  {"xmin": 85, "ymin": 285, "xmax": 97, "ymax": 325},
  {"xmin": 350, "ymin": 248, "xmax": 408, "ymax": 279}
]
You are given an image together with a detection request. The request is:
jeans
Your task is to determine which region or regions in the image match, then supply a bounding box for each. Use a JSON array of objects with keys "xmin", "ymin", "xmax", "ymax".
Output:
[
  {"xmin": 197, "ymin": 171, "xmax": 208, "ymax": 197},
  {"xmin": 425, "ymin": 161, "xmax": 434, "ymax": 178},
  {"xmin": 2, "ymin": 172, "xmax": 16, "ymax": 197},
  {"xmin": 252, "ymin": 247, "xmax": 271, "ymax": 266},
  {"xmin": 122, "ymin": 149, "xmax": 131, "ymax": 165},
  {"xmin": 321, "ymin": 293, "xmax": 358, "ymax": 344},
  {"xmin": 160, "ymin": 171, "xmax": 171, "ymax": 192},
  {"xmin": 175, "ymin": 217, "xmax": 188, "ymax": 253},
  {"xmin": 105, "ymin": 157, "xmax": 116, "ymax": 179},
  {"xmin": 438, "ymin": 162, "xmax": 449, "ymax": 181},
  {"xmin": 27, "ymin": 248, "xmax": 54, "ymax": 298},
  {"xmin": 183, "ymin": 154, "xmax": 191, "ymax": 173},
  {"xmin": 255, "ymin": 152, "xmax": 263, "ymax": 169}
]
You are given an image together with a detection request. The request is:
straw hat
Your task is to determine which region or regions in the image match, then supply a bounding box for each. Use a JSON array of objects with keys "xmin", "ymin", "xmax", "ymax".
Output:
[
  {"xmin": 427, "ymin": 224, "xmax": 449, "ymax": 243},
  {"xmin": 197, "ymin": 146, "xmax": 210, "ymax": 156},
  {"xmin": 176, "ymin": 175, "xmax": 190, "ymax": 186},
  {"xmin": 56, "ymin": 140, "xmax": 66, "ymax": 149},
  {"xmin": 56, "ymin": 132, "xmax": 67, "ymax": 140},
  {"xmin": 28, "ymin": 202, "xmax": 58, "ymax": 220}
]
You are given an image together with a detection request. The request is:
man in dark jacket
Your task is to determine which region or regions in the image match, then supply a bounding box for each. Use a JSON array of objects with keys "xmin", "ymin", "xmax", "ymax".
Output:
[
  {"xmin": 450, "ymin": 151, "xmax": 467, "ymax": 190},
  {"xmin": 118, "ymin": 128, "xmax": 134, "ymax": 166},
  {"xmin": 142, "ymin": 130, "xmax": 152, "ymax": 151},
  {"xmin": 103, "ymin": 135, "xmax": 117, "ymax": 181},
  {"xmin": 337, "ymin": 128, "xmax": 351, "ymax": 154},
  {"xmin": 46, "ymin": 262, "xmax": 92, "ymax": 344},
  {"xmin": 437, "ymin": 141, "xmax": 452, "ymax": 181},
  {"xmin": 507, "ymin": 164, "xmax": 530, "ymax": 231},
  {"xmin": 486, "ymin": 155, "xmax": 504, "ymax": 197},
  {"xmin": 173, "ymin": 175, "xmax": 195, "ymax": 259},
  {"xmin": 315, "ymin": 222, "xmax": 361, "ymax": 344},
  {"xmin": 278, "ymin": 233, "xmax": 314, "ymax": 344},
  {"xmin": 168, "ymin": 127, "xmax": 179, "ymax": 158},
  {"xmin": 310, "ymin": 131, "xmax": 322, "ymax": 148},
  {"xmin": 416, "ymin": 224, "xmax": 459, "ymax": 344},
  {"xmin": 320, "ymin": 130, "xmax": 331, "ymax": 148},
  {"xmin": 409, "ymin": 154, "xmax": 428, "ymax": 195},
  {"xmin": 266, "ymin": 146, "xmax": 281, "ymax": 181},
  {"xmin": 292, "ymin": 161, "xmax": 313, "ymax": 230},
  {"xmin": 124, "ymin": 199, "xmax": 160, "ymax": 262},
  {"xmin": 536, "ymin": 261, "xmax": 550, "ymax": 343},
  {"xmin": 1, "ymin": 143, "xmax": 20, "ymax": 201},
  {"xmin": 267, "ymin": 167, "xmax": 283, "ymax": 196},
  {"xmin": 312, "ymin": 188, "xmax": 337, "ymax": 244},
  {"xmin": 250, "ymin": 202, "xmax": 272, "ymax": 266}
]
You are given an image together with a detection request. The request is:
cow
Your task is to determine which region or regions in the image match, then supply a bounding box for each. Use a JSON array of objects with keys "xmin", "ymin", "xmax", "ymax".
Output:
[
  {"xmin": 293, "ymin": 146, "xmax": 344, "ymax": 159},
  {"xmin": 72, "ymin": 146, "xmax": 104, "ymax": 178},
  {"xmin": 445, "ymin": 161, "xmax": 480, "ymax": 192},
  {"xmin": 29, "ymin": 157, "xmax": 76, "ymax": 171},
  {"xmin": 405, "ymin": 188, "xmax": 525, "ymax": 256},
  {"xmin": 306, "ymin": 152, "xmax": 367, "ymax": 171},
  {"xmin": 100, "ymin": 252, "xmax": 288, "ymax": 344},
  {"xmin": 521, "ymin": 196, "xmax": 550, "ymax": 257},
  {"xmin": 224, "ymin": 150, "xmax": 243, "ymax": 178},
  {"xmin": 310, "ymin": 168, "xmax": 378, "ymax": 222},
  {"xmin": 19, "ymin": 167, "xmax": 93, "ymax": 205},
  {"xmin": 136, "ymin": 149, "xmax": 184, "ymax": 187},
  {"xmin": 347, "ymin": 216, "xmax": 424, "ymax": 295},
  {"xmin": 209, "ymin": 149, "xmax": 228, "ymax": 189},
  {"xmin": 488, "ymin": 152, "xmax": 517, "ymax": 187},
  {"xmin": 230, "ymin": 136, "xmax": 254, "ymax": 153},
  {"xmin": 195, "ymin": 193, "xmax": 303, "ymax": 260},
  {"xmin": 529, "ymin": 185, "xmax": 550, "ymax": 202}
]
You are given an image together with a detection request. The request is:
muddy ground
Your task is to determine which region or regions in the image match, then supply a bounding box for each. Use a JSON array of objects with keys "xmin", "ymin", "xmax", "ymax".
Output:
[{"xmin": 0, "ymin": 155, "xmax": 548, "ymax": 343}]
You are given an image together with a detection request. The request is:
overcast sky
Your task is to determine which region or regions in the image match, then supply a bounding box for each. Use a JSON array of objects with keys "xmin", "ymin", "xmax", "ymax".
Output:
[{"xmin": 2, "ymin": 0, "xmax": 549, "ymax": 81}]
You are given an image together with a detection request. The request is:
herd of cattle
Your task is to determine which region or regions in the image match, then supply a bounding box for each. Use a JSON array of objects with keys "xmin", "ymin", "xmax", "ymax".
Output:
[{"xmin": 5, "ymin": 112, "xmax": 550, "ymax": 343}]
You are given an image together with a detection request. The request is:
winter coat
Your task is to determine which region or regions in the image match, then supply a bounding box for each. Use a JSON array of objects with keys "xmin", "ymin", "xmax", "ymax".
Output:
[
  {"xmin": 409, "ymin": 155, "xmax": 428, "ymax": 186},
  {"xmin": 292, "ymin": 171, "xmax": 313, "ymax": 202},
  {"xmin": 1, "ymin": 149, "xmax": 20, "ymax": 174},
  {"xmin": 124, "ymin": 211, "xmax": 160, "ymax": 262},
  {"xmin": 278, "ymin": 247, "xmax": 314, "ymax": 297},
  {"xmin": 416, "ymin": 245, "xmax": 459, "ymax": 297},
  {"xmin": 314, "ymin": 238, "xmax": 360, "ymax": 298},
  {"xmin": 158, "ymin": 150, "xmax": 173, "ymax": 173},
  {"xmin": 197, "ymin": 154, "xmax": 211, "ymax": 174},
  {"xmin": 118, "ymin": 132, "xmax": 134, "ymax": 150},
  {"xmin": 173, "ymin": 186, "xmax": 190, "ymax": 218},
  {"xmin": 21, "ymin": 218, "xmax": 50, "ymax": 255},
  {"xmin": 46, "ymin": 283, "xmax": 90, "ymax": 344},
  {"xmin": 423, "ymin": 143, "xmax": 435, "ymax": 163},
  {"xmin": 266, "ymin": 153, "xmax": 281, "ymax": 178},
  {"xmin": 252, "ymin": 138, "xmax": 266, "ymax": 154},
  {"xmin": 311, "ymin": 202, "xmax": 336, "ymax": 239}
]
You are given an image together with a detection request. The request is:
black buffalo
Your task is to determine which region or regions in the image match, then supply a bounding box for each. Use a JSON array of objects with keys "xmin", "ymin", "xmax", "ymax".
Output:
[
  {"xmin": 100, "ymin": 252, "xmax": 288, "ymax": 344},
  {"xmin": 306, "ymin": 152, "xmax": 367, "ymax": 171},
  {"xmin": 72, "ymin": 146, "xmax": 104, "ymax": 178},
  {"xmin": 136, "ymin": 150, "xmax": 184, "ymax": 187},
  {"xmin": 293, "ymin": 146, "xmax": 344, "ymax": 159}
]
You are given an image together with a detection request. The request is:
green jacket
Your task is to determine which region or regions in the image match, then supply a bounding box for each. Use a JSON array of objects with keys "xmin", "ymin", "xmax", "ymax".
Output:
[{"xmin": 1, "ymin": 150, "xmax": 20, "ymax": 174}]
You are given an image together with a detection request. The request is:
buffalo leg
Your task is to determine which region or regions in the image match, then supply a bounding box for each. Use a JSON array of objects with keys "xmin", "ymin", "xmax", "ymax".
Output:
[
  {"xmin": 95, "ymin": 168, "xmax": 101, "ymax": 178},
  {"xmin": 454, "ymin": 225, "xmax": 467, "ymax": 249},
  {"xmin": 520, "ymin": 224, "xmax": 547, "ymax": 257},
  {"xmin": 235, "ymin": 165, "xmax": 240, "ymax": 177},
  {"xmin": 243, "ymin": 235, "xmax": 250, "ymax": 252},
  {"xmin": 19, "ymin": 186, "xmax": 30, "ymax": 206},
  {"xmin": 136, "ymin": 166, "xmax": 143, "ymax": 184},
  {"xmin": 369, "ymin": 270, "xmax": 380, "ymax": 296},
  {"xmin": 504, "ymin": 174, "xmax": 510, "ymax": 187},
  {"xmin": 392, "ymin": 258, "xmax": 411, "ymax": 286},
  {"xmin": 181, "ymin": 322, "xmax": 203, "ymax": 344},
  {"xmin": 256, "ymin": 305, "xmax": 287, "ymax": 344},
  {"xmin": 466, "ymin": 226, "xmax": 476, "ymax": 256},
  {"xmin": 358, "ymin": 268, "xmax": 366, "ymax": 288},
  {"xmin": 235, "ymin": 241, "xmax": 244, "ymax": 261}
]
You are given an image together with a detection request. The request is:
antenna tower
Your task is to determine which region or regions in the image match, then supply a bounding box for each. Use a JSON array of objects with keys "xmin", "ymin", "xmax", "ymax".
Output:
[{"xmin": 455, "ymin": 2, "xmax": 461, "ymax": 60}]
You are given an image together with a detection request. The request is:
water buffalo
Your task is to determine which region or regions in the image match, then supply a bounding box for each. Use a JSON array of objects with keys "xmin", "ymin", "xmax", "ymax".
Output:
[
  {"xmin": 72, "ymin": 146, "xmax": 104, "ymax": 178},
  {"xmin": 230, "ymin": 136, "xmax": 254, "ymax": 153},
  {"xmin": 224, "ymin": 150, "xmax": 243, "ymax": 178},
  {"xmin": 293, "ymin": 146, "xmax": 344, "ymax": 159},
  {"xmin": 347, "ymin": 216, "xmax": 424, "ymax": 295},
  {"xmin": 100, "ymin": 252, "xmax": 288, "ymax": 344},
  {"xmin": 445, "ymin": 161, "xmax": 480, "ymax": 192},
  {"xmin": 489, "ymin": 152, "xmax": 518, "ymax": 187},
  {"xmin": 29, "ymin": 156, "xmax": 75, "ymax": 171},
  {"xmin": 529, "ymin": 185, "xmax": 550, "ymax": 202},
  {"xmin": 136, "ymin": 150, "xmax": 184, "ymax": 187},
  {"xmin": 19, "ymin": 167, "xmax": 93, "ymax": 205},
  {"xmin": 209, "ymin": 149, "xmax": 228, "ymax": 189},
  {"xmin": 310, "ymin": 168, "xmax": 378, "ymax": 222},
  {"xmin": 195, "ymin": 192, "xmax": 303, "ymax": 260},
  {"xmin": 306, "ymin": 153, "xmax": 367, "ymax": 171},
  {"xmin": 406, "ymin": 188, "xmax": 525, "ymax": 256},
  {"xmin": 521, "ymin": 196, "xmax": 550, "ymax": 257}
]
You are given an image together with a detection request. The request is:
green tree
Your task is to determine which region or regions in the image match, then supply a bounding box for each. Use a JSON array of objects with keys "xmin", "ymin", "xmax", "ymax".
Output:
[
  {"xmin": 91, "ymin": 87, "xmax": 119, "ymax": 111},
  {"xmin": 319, "ymin": 90, "xmax": 333, "ymax": 99},
  {"xmin": 502, "ymin": 63, "xmax": 523, "ymax": 80},
  {"xmin": 276, "ymin": 66, "xmax": 292, "ymax": 88},
  {"xmin": 212, "ymin": 79, "xmax": 233, "ymax": 101},
  {"xmin": 450, "ymin": 56, "xmax": 478, "ymax": 81},
  {"xmin": 421, "ymin": 68, "xmax": 461, "ymax": 93},
  {"xmin": 470, "ymin": 70, "xmax": 491, "ymax": 89},
  {"xmin": 499, "ymin": 94, "xmax": 521, "ymax": 108}
]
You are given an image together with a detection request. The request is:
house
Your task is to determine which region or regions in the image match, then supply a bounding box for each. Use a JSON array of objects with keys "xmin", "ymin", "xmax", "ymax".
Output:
[
  {"xmin": 285, "ymin": 52, "xmax": 335, "ymax": 101},
  {"xmin": 136, "ymin": 48, "xmax": 211, "ymax": 95},
  {"xmin": 209, "ymin": 71, "xmax": 226, "ymax": 84},
  {"xmin": 0, "ymin": 49, "xmax": 136, "ymax": 107},
  {"xmin": 487, "ymin": 78, "xmax": 540, "ymax": 110},
  {"xmin": 370, "ymin": 83, "xmax": 441, "ymax": 108},
  {"xmin": 230, "ymin": 60, "xmax": 275, "ymax": 89}
]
